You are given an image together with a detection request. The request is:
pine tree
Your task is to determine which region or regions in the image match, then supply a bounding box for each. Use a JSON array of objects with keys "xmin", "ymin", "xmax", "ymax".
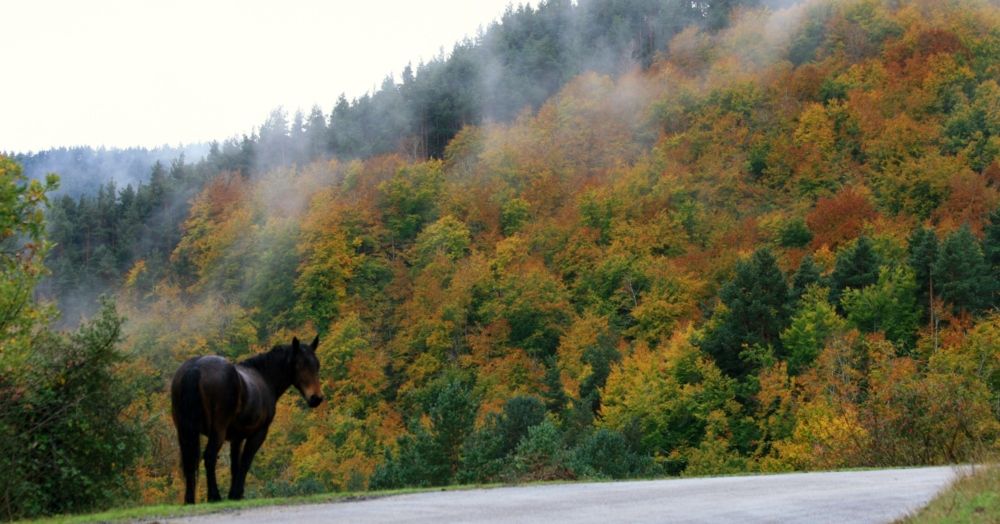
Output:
[
  {"xmin": 304, "ymin": 105, "xmax": 328, "ymax": 160},
  {"xmin": 700, "ymin": 248, "xmax": 790, "ymax": 377},
  {"xmin": 542, "ymin": 357, "xmax": 568, "ymax": 414},
  {"xmin": 933, "ymin": 224, "xmax": 994, "ymax": 315},
  {"xmin": 790, "ymin": 255, "xmax": 821, "ymax": 303},
  {"xmin": 984, "ymin": 206, "xmax": 1000, "ymax": 307},
  {"xmin": 290, "ymin": 109, "xmax": 306, "ymax": 164},
  {"xmin": 829, "ymin": 235, "xmax": 880, "ymax": 310},
  {"xmin": 907, "ymin": 226, "xmax": 939, "ymax": 320}
]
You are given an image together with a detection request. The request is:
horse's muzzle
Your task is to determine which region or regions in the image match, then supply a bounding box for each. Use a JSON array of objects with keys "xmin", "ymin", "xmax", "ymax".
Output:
[{"xmin": 308, "ymin": 395, "xmax": 323, "ymax": 408}]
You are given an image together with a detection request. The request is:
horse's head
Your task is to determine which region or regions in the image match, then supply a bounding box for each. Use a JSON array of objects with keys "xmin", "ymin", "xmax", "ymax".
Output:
[{"xmin": 289, "ymin": 335, "xmax": 323, "ymax": 408}]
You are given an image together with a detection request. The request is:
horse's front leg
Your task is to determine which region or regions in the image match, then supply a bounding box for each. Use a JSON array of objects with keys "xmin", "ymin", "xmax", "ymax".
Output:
[
  {"xmin": 231, "ymin": 427, "xmax": 269, "ymax": 500},
  {"xmin": 227, "ymin": 438, "xmax": 244, "ymax": 501},
  {"xmin": 203, "ymin": 430, "xmax": 225, "ymax": 502}
]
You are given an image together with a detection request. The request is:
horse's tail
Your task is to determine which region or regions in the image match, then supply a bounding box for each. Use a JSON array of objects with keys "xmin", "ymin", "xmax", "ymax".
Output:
[{"xmin": 173, "ymin": 363, "xmax": 203, "ymax": 503}]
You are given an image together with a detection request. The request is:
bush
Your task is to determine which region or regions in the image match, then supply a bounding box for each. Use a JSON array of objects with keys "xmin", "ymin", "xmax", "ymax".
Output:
[
  {"xmin": 779, "ymin": 218, "xmax": 813, "ymax": 248},
  {"xmin": 510, "ymin": 417, "xmax": 575, "ymax": 481},
  {"xmin": 569, "ymin": 428, "xmax": 653, "ymax": 479},
  {"xmin": 458, "ymin": 396, "xmax": 546, "ymax": 483},
  {"xmin": 370, "ymin": 374, "xmax": 478, "ymax": 489},
  {"xmin": 0, "ymin": 299, "xmax": 147, "ymax": 519}
]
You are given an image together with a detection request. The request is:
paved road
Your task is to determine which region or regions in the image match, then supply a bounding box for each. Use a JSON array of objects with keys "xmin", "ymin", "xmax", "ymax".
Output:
[{"xmin": 170, "ymin": 466, "xmax": 966, "ymax": 524}]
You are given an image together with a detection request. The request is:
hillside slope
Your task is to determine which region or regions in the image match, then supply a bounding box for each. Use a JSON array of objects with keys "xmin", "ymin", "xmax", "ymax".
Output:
[{"xmin": 37, "ymin": 0, "xmax": 1000, "ymax": 508}]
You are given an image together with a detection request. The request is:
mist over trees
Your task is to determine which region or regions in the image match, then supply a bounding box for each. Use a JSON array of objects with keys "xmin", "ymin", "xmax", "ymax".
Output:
[
  {"xmin": 11, "ymin": 144, "xmax": 208, "ymax": 197},
  {"xmin": 304, "ymin": 0, "xmax": 767, "ymax": 160},
  {"xmin": 41, "ymin": 157, "xmax": 212, "ymax": 325},
  {"xmin": 38, "ymin": 0, "xmax": 763, "ymax": 320}
]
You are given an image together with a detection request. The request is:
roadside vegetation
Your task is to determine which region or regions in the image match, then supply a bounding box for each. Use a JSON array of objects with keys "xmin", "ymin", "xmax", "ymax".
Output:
[{"xmin": 901, "ymin": 465, "xmax": 999, "ymax": 523}]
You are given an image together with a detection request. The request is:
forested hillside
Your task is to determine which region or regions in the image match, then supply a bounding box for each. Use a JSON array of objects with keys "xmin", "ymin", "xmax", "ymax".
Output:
[
  {"xmin": 38, "ymin": 0, "xmax": 760, "ymax": 325},
  {"xmin": 3, "ymin": 0, "xmax": 1000, "ymax": 518}
]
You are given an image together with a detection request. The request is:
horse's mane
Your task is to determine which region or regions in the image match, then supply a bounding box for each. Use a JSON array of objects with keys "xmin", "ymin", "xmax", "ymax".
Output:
[{"xmin": 238, "ymin": 344, "xmax": 292, "ymax": 379}]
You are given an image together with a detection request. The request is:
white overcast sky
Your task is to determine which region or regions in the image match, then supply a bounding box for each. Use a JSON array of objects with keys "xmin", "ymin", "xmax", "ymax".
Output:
[{"xmin": 1, "ymin": 0, "xmax": 530, "ymax": 153}]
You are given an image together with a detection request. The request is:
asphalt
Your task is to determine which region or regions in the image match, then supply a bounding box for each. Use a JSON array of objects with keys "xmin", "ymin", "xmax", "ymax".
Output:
[{"xmin": 168, "ymin": 465, "xmax": 966, "ymax": 524}]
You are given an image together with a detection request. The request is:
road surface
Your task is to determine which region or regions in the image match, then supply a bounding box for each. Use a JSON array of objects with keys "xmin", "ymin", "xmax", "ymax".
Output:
[{"xmin": 169, "ymin": 465, "xmax": 966, "ymax": 524}]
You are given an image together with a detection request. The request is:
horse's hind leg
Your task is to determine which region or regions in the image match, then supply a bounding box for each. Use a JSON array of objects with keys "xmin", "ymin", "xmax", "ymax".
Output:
[
  {"xmin": 231, "ymin": 427, "xmax": 268, "ymax": 501},
  {"xmin": 227, "ymin": 438, "xmax": 244, "ymax": 501},
  {"xmin": 203, "ymin": 430, "xmax": 225, "ymax": 502},
  {"xmin": 173, "ymin": 362, "xmax": 204, "ymax": 504},
  {"xmin": 178, "ymin": 430, "xmax": 200, "ymax": 504}
]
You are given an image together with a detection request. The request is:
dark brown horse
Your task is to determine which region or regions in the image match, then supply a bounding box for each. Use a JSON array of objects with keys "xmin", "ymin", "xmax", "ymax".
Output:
[{"xmin": 170, "ymin": 336, "xmax": 323, "ymax": 504}]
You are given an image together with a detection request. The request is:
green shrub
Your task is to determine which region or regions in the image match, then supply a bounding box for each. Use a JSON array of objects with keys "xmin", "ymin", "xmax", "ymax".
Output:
[
  {"xmin": 510, "ymin": 417, "xmax": 574, "ymax": 481},
  {"xmin": 570, "ymin": 428, "xmax": 653, "ymax": 479},
  {"xmin": 0, "ymin": 300, "xmax": 146, "ymax": 519}
]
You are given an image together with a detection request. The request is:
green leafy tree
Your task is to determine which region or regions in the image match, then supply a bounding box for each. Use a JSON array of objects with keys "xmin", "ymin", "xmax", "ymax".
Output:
[
  {"xmin": 0, "ymin": 301, "xmax": 146, "ymax": 518},
  {"xmin": 841, "ymin": 266, "xmax": 920, "ymax": 352},
  {"xmin": 479, "ymin": 268, "xmax": 573, "ymax": 360},
  {"xmin": 781, "ymin": 286, "xmax": 847, "ymax": 374},
  {"xmin": 379, "ymin": 161, "xmax": 444, "ymax": 248},
  {"xmin": 601, "ymin": 330, "xmax": 739, "ymax": 473},
  {"xmin": 985, "ymin": 207, "xmax": 1000, "ymax": 270},
  {"xmin": 542, "ymin": 357, "xmax": 569, "ymax": 414},
  {"xmin": 412, "ymin": 215, "xmax": 471, "ymax": 268},
  {"xmin": 500, "ymin": 198, "xmax": 531, "ymax": 236},
  {"xmin": 0, "ymin": 157, "xmax": 56, "ymax": 371},
  {"xmin": 244, "ymin": 222, "xmax": 300, "ymax": 333},
  {"xmin": 294, "ymin": 228, "xmax": 354, "ymax": 329},
  {"xmin": 779, "ymin": 218, "xmax": 813, "ymax": 248},
  {"xmin": 0, "ymin": 159, "xmax": 145, "ymax": 519},
  {"xmin": 942, "ymin": 80, "xmax": 1000, "ymax": 171}
]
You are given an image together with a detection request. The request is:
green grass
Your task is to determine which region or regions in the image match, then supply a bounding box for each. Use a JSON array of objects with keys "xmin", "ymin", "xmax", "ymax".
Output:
[{"xmin": 900, "ymin": 465, "xmax": 1000, "ymax": 523}]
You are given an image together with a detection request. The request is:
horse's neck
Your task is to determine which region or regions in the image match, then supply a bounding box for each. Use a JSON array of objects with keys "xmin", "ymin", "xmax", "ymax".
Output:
[{"xmin": 239, "ymin": 351, "xmax": 292, "ymax": 400}]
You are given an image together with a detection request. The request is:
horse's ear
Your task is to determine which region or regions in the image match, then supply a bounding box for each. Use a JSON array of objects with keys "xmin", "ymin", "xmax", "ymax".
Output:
[
  {"xmin": 310, "ymin": 335, "xmax": 319, "ymax": 352},
  {"xmin": 292, "ymin": 336, "xmax": 301, "ymax": 354}
]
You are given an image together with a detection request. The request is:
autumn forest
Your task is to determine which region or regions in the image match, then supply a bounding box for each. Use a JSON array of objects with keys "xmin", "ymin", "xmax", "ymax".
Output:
[{"xmin": 2, "ymin": 0, "xmax": 1000, "ymax": 519}]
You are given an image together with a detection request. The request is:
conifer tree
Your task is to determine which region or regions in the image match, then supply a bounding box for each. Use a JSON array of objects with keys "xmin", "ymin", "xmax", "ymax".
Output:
[
  {"xmin": 305, "ymin": 105, "xmax": 328, "ymax": 160},
  {"xmin": 829, "ymin": 236, "xmax": 880, "ymax": 310},
  {"xmin": 700, "ymin": 249, "xmax": 790, "ymax": 377},
  {"xmin": 933, "ymin": 224, "xmax": 994, "ymax": 315},
  {"xmin": 908, "ymin": 227, "xmax": 939, "ymax": 316},
  {"xmin": 790, "ymin": 255, "xmax": 821, "ymax": 303},
  {"xmin": 985, "ymin": 206, "xmax": 1000, "ymax": 307},
  {"xmin": 542, "ymin": 357, "xmax": 568, "ymax": 414}
]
